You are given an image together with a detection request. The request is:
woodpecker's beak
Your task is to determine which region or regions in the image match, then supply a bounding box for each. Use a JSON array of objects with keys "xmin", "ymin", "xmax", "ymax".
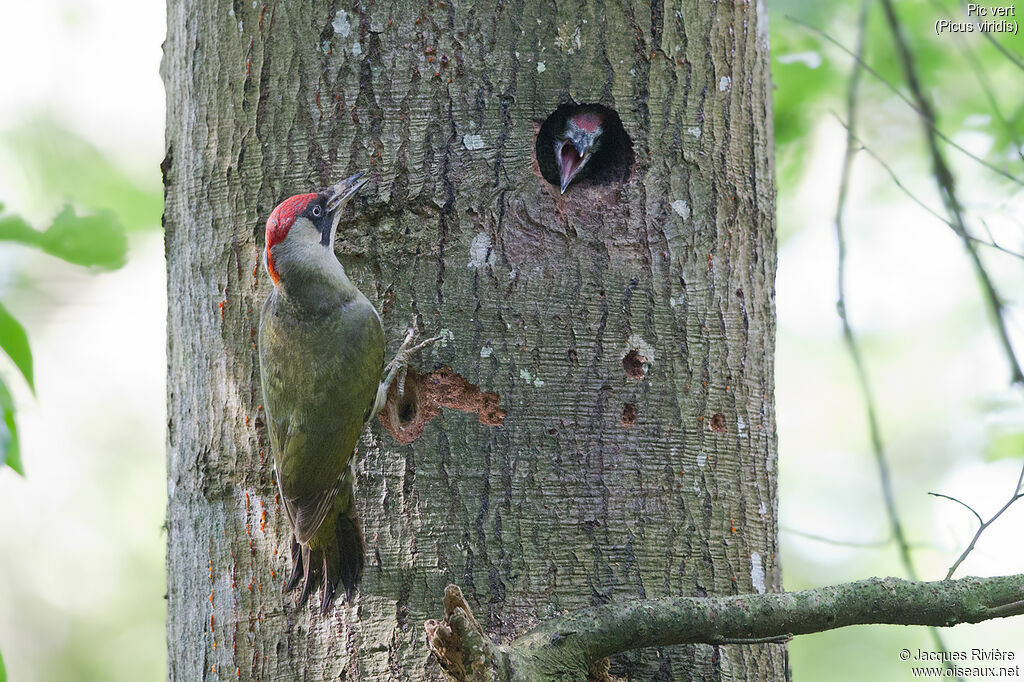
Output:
[
  {"xmin": 324, "ymin": 172, "xmax": 369, "ymax": 214},
  {"xmin": 556, "ymin": 141, "xmax": 592, "ymax": 194}
]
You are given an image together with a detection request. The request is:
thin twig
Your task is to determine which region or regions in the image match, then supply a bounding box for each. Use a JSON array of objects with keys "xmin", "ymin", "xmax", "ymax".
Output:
[
  {"xmin": 781, "ymin": 525, "xmax": 942, "ymax": 552},
  {"xmin": 832, "ymin": 8, "xmax": 961, "ymax": 674},
  {"xmin": 832, "ymin": 116, "xmax": 1024, "ymax": 261},
  {"xmin": 781, "ymin": 525, "xmax": 894, "ymax": 549},
  {"xmin": 976, "ymin": 217, "xmax": 1024, "ymax": 261},
  {"xmin": 927, "ymin": 492, "xmax": 984, "ymax": 526},
  {"xmin": 877, "ymin": 0, "xmax": 1024, "ymax": 385},
  {"xmin": 786, "ymin": 14, "xmax": 1024, "ymax": 187},
  {"xmin": 833, "ymin": 0, "xmax": 918, "ymax": 583},
  {"xmin": 936, "ymin": 463, "xmax": 1024, "ymax": 580}
]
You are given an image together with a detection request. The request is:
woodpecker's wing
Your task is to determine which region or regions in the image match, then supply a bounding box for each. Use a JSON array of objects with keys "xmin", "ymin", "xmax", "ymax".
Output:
[{"xmin": 259, "ymin": 290, "xmax": 385, "ymax": 545}]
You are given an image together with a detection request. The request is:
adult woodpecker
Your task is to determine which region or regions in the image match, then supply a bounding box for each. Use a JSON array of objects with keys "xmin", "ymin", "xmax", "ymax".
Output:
[
  {"xmin": 553, "ymin": 109, "xmax": 604, "ymax": 193},
  {"xmin": 259, "ymin": 173, "xmax": 428, "ymax": 613}
]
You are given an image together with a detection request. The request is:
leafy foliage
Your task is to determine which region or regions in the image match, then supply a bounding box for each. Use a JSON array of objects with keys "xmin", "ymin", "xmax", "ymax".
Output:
[
  {"xmin": 0, "ymin": 377, "xmax": 19, "ymax": 475},
  {"xmin": 0, "ymin": 204, "xmax": 127, "ymax": 475},
  {"xmin": 0, "ymin": 302, "xmax": 32, "ymax": 392},
  {"xmin": 0, "ymin": 206, "xmax": 127, "ymax": 270}
]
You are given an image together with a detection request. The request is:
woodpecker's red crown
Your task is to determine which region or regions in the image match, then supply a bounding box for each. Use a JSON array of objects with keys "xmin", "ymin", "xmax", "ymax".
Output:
[
  {"xmin": 571, "ymin": 111, "xmax": 602, "ymax": 133},
  {"xmin": 265, "ymin": 193, "xmax": 317, "ymax": 284}
]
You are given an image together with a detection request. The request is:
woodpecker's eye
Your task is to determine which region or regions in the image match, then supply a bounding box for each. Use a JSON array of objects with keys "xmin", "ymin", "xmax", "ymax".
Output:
[{"xmin": 312, "ymin": 204, "xmax": 322, "ymax": 218}]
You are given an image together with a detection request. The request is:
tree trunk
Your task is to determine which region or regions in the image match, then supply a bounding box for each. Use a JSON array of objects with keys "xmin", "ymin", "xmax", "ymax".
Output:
[{"xmin": 162, "ymin": 0, "xmax": 780, "ymax": 680}]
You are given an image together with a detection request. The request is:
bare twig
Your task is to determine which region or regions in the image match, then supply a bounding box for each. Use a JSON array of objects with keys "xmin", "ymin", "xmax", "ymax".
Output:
[
  {"xmin": 781, "ymin": 525, "xmax": 894, "ymax": 549},
  {"xmin": 933, "ymin": 463, "xmax": 1024, "ymax": 580},
  {"xmin": 782, "ymin": 525, "xmax": 942, "ymax": 552},
  {"xmin": 833, "ymin": 0, "xmax": 918, "ymax": 584},
  {"xmin": 976, "ymin": 217, "xmax": 1024, "ymax": 261},
  {"xmin": 928, "ymin": 492, "xmax": 984, "ymax": 526},
  {"xmin": 833, "ymin": 117, "xmax": 1024, "ymax": 262}
]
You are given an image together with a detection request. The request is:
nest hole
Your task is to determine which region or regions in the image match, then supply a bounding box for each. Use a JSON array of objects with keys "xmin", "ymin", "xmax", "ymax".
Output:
[{"xmin": 535, "ymin": 102, "xmax": 634, "ymax": 193}]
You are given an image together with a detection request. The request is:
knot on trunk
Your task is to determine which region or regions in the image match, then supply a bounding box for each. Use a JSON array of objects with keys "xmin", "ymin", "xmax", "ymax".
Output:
[{"xmin": 425, "ymin": 585, "xmax": 507, "ymax": 681}]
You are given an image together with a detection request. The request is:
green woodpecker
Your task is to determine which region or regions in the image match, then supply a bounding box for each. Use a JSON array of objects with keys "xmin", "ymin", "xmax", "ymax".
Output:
[{"xmin": 259, "ymin": 173, "xmax": 410, "ymax": 614}]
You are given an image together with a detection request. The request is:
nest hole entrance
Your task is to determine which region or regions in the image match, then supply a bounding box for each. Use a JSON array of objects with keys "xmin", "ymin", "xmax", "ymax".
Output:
[{"xmin": 535, "ymin": 102, "xmax": 634, "ymax": 194}]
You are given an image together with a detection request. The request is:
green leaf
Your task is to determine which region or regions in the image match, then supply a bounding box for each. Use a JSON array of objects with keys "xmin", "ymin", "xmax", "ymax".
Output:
[
  {"xmin": 0, "ymin": 376, "xmax": 21, "ymax": 475},
  {"xmin": 0, "ymin": 302, "xmax": 32, "ymax": 392},
  {"xmin": 41, "ymin": 205, "xmax": 127, "ymax": 269},
  {"xmin": 0, "ymin": 205, "xmax": 127, "ymax": 270}
]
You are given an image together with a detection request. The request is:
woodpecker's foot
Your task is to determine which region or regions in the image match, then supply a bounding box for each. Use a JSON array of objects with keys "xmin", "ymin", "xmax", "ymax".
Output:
[{"xmin": 374, "ymin": 325, "xmax": 442, "ymax": 415}]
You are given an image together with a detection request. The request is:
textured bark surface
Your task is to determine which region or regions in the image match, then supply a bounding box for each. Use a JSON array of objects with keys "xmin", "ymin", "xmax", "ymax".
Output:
[{"xmin": 162, "ymin": 0, "xmax": 779, "ymax": 679}]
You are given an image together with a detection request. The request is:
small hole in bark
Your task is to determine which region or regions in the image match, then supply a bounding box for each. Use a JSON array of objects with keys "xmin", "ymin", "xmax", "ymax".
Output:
[
  {"xmin": 622, "ymin": 349, "xmax": 647, "ymax": 380},
  {"xmin": 621, "ymin": 403, "xmax": 637, "ymax": 427},
  {"xmin": 710, "ymin": 412, "xmax": 727, "ymax": 433},
  {"xmin": 535, "ymin": 102, "xmax": 634, "ymax": 193}
]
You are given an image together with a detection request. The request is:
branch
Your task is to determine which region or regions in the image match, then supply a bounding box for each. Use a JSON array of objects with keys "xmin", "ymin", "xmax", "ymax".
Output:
[
  {"xmin": 831, "ymin": 115, "xmax": 1024, "ymax": 262},
  {"xmin": 426, "ymin": 576, "xmax": 1024, "ymax": 681}
]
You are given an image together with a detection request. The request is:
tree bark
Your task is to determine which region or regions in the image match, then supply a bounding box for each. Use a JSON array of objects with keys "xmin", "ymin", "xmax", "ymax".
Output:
[{"xmin": 162, "ymin": 0, "xmax": 778, "ymax": 680}]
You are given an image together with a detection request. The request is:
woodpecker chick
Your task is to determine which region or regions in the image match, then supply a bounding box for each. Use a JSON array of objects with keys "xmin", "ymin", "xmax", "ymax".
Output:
[
  {"xmin": 535, "ymin": 103, "xmax": 633, "ymax": 194},
  {"xmin": 554, "ymin": 110, "xmax": 604, "ymax": 193},
  {"xmin": 258, "ymin": 173, "xmax": 386, "ymax": 614}
]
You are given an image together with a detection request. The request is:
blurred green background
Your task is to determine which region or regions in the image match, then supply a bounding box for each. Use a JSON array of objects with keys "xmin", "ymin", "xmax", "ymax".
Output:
[{"xmin": 0, "ymin": 0, "xmax": 1021, "ymax": 680}]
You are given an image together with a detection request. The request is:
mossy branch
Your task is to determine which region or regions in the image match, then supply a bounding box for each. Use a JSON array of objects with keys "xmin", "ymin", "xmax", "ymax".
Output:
[{"xmin": 426, "ymin": 576, "xmax": 1024, "ymax": 682}]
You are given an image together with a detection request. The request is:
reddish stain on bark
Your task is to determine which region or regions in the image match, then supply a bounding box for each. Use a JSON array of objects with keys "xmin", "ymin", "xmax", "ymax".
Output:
[
  {"xmin": 710, "ymin": 412, "xmax": 727, "ymax": 433},
  {"xmin": 621, "ymin": 403, "xmax": 637, "ymax": 427},
  {"xmin": 379, "ymin": 366, "xmax": 506, "ymax": 444}
]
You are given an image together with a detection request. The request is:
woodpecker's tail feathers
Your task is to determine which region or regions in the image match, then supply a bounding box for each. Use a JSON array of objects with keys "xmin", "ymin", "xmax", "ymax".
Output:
[
  {"xmin": 336, "ymin": 508, "xmax": 365, "ymax": 601},
  {"xmin": 284, "ymin": 536, "xmax": 304, "ymax": 593},
  {"xmin": 297, "ymin": 544, "xmax": 322, "ymax": 608},
  {"xmin": 318, "ymin": 507, "xmax": 364, "ymax": 614},
  {"xmin": 283, "ymin": 506, "xmax": 365, "ymax": 615}
]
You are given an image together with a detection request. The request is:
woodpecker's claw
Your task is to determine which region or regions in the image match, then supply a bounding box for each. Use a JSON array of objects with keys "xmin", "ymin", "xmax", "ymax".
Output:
[{"xmin": 372, "ymin": 325, "xmax": 442, "ymax": 416}]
